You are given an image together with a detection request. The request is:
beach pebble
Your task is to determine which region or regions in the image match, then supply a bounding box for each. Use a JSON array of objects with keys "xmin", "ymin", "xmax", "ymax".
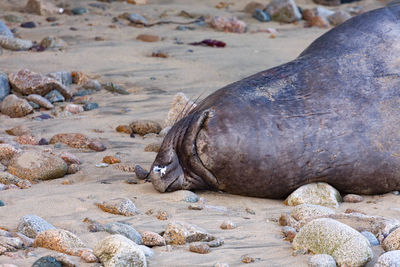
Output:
[
  {"xmin": 18, "ymin": 214, "xmax": 55, "ymax": 238},
  {"xmin": 144, "ymin": 142, "xmax": 161, "ymax": 152},
  {"xmin": 31, "ymin": 256, "xmax": 62, "ymax": 267},
  {"xmin": 45, "ymin": 90, "xmax": 65, "ymax": 103},
  {"xmin": 103, "ymin": 156, "xmax": 120, "ymax": 164},
  {"xmin": 0, "ymin": 36, "xmax": 33, "ymax": 51},
  {"xmin": 165, "ymin": 92, "xmax": 197, "ymax": 127},
  {"xmin": 220, "ymin": 221, "xmax": 237, "ymax": 230},
  {"xmin": 284, "ymin": 182, "xmax": 342, "ymax": 208},
  {"xmin": 130, "ymin": 120, "xmax": 161, "ymax": 135},
  {"xmin": 25, "ymin": 0, "xmax": 60, "ymax": 16},
  {"xmin": 103, "ymin": 222, "xmax": 142, "ymax": 245},
  {"xmin": 0, "ymin": 200, "xmax": 4, "ymax": 206},
  {"xmin": 208, "ymin": 239, "xmax": 224, "ymax": 248},
  {"xmin": 0, "ymin": 172, "xmax": 31, "ymax": 188},
  {"xmin": 67, "ymin": 164, "xmax": 80, "ymax": 174},
  {"xmin": 265, "ymin": 0, "xmax": 302, "ymax": 23},
  {"xmin": 0, "ymin": 94, "xmax": 33, "ymax": 118},
  {"xmin": 0, "ymin": 72, "xmax": 10, "ymax": 102},
  {"xmin": 8, "ymin": 69, "xmax": 71, "ymax": 99},
  {"xmin": 83, "ymin": 102, "xmax": 98, "ymax": 111},
  {"xmin": 127, "ymin": 13, "xmax": 147, "ymax": 24},
  {"xmin": 13, "ymin": 135, "xmax": 38, "ymax": 145},
  {"xmin": 311, "ymin": 16, "xmax": 330, "ymax": 28},
  {"xmin": 88, "ymin": 141, "xmax": 106, "ymax": 152},
  {"xmin": 46, "ymin": 71, "xmax": 73, "ymax": 87},
  {"xmin": 361, "ymin": 231, "xmax": 379, "ymax": 246},
  {"xmin": 136, "ymin": 34, "xmax": 160, "ymax": 42},
  {"xmin": 0, "ymin": 143, "xmax": 20, "ymax": 165},
  {"xmin": 94, "ymin": 234, "xmax": 146, "ymax": 267},
  {"xmin": 64, "ymin": 104, "xmax": 83, "ymax": 114},
  {"xmin": 253, "ymin": 8, "xmax": 270, "ymax": 22},
  {"xmin": 103, "ymin": 82, "xmax": 129, "ymax": 95},
  {"xmin": 307, "ymin": 254, "xmax": 336, "ymax": 267},
  {"xmin": 0, "ymin": 236, "xmax": 23, "ymax": 251},
  {"xmin": 279, "ymin": 213, "xmax": 299, "ymax": 228},
  {"xmin": 327, "ymin": 10, "xmax": 351, "ymax": 26},
  {"xmin": 38, "ymin": 138, "xmax": 49, "ymax": 145},
  {"xmin": 134, "ymin": 165, "xmax": 149, "ymax": 180},
  {"xmin": 290, "ymin": 204, "xmax": 335, "ymax": 221},
  {"xmin": 71, "ymin": 71, "xmax": 89, "ymax": 85},
  {"xmin": 241, "ymin": 255, "xmax": 255, "ymax": 263},
  {"xmin": 343, "ymin": 194, "xmax": 363, "ymax": 203},
  {"xmin": 141, "ymin": 231, "xmax": 165, "ymax": 247},
  {"xmin": 96, "ymin": 198, "xmax": 139, "ymax": 216},
  {"xmin": 59, "ymin": 152, "xmax": 81, "ymax": 165},
  {"xmin": 26, "ymin": 94, "xmax": 54, "ymax": 109},
  {"xmin": 209, "ymin": 16, "xmax": 246, "ymax": 33},
  {"xmin": 0, "ymin": 20, "xmax": 13, "ymax": 38},
  {"xmin": 71, "ymin": 7, "xmax": 88, "ymax": 15},
  {"xmin": 49, "ymin": 133, "xmax": 90, "ymax": 149},
  {"xmin": 167, "ymin": 190, "xmax": 199, "ymax": 203},
  {"xmin": 293, "ymin": 218, "xmax": 372, "ymax": 266},
  {"xmin": 375, "ymin": 250, "xmax": 400, "ymax": 267},
  {"xmin": 244, "ymin": 2, "xmax": 265, "ymax": 14},
  {"xmin": 116, "ymin": 125, "xmax": 133, "ymax": 134},
  {"xmin": 156, "ymin": 210, "xmax": 169, "ymax": 220},
  {"xmin": 283, "ymin": 226, "xmax": 297, "ymax": 242},
  {"xmin": 382, "ymin": 227, "xmax": 400, "ymax": 251},
  {"xmin": 189, "ymin": 243, "xmax": 210, "ymax": 254},
  {"xmin": 164, "ymin": 221, "xmax": 214, "ymax": 245},
  {"xmin": 5, "ymin": 125, "xmax": 32, "ymax": 136},
  {"xmin": 40, "ymin": 36, "xmax": 67, "ymax": 49},
  {"xmin": 7, "ymin": 150, "xmax": 67, "ymax": 181}
]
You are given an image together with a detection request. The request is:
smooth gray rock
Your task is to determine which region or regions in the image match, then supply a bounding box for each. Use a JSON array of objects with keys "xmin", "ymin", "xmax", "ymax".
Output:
[
  {"xmin": 375, "ymin": 250, "xmax": 400, "ymax": 267},
  {"xmin": 103, "ymin": 222, "xmax": 142, "ymax": 245},
  {"xmin": 0, "ymin": 20, "xmax": 13, "ymax": 38},
  {"xmin": 0, "ymin": 72, "xmax": 10, "ymax": 101},
  {"xmin": 18, "ymin": 214, "xmax": 55, "ymax": 238}
]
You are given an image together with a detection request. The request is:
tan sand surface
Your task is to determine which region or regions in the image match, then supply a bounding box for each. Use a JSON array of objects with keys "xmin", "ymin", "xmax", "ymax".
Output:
[{"xmin": 0, "ymin": 0, "xmax": 395, "ymax": 266}]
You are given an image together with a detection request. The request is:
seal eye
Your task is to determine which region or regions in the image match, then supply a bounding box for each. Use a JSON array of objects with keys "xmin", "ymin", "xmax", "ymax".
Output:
[{"xmin": 153, "ymin": 165, "xmax": 167, "ymax": 176}]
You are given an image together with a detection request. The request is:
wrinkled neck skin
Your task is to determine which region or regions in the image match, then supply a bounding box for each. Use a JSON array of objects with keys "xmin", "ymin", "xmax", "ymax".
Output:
[{"xmin": 149, "ymin": 111, "xmax": 216, "ymax": 193}]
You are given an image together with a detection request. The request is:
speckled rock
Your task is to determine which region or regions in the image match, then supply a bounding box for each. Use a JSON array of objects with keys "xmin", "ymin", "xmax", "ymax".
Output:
[
  {"xmin": 284, "ymin": 182, "xmax": 342, "ymax": 208},
  {"xmin": 27, "ymin": 94, "xmax": 54, "ymax": 109},
  {"xmin": 164, "ymin": 221, "xmax": 214, "ymax": 245},
  {"xmin": 361, "ymin": 231, "xmax": 379, "ymax": 246},
  {"xmin": 64, "ymin": 104, "xmax": 83, "ymax": 114},
  {"xmin": 83, "ymin": 102, "xmax": 99, "ymax": 111},
  {"xmin": 8, "ymin": 69, "xmax": 71, "ymax": 99},
  {"xmin": 88, "ymin": 141, "xmax": 106, "ymax": 151},
  {"xmin": 0, "ymin": 72, "xmax": 10, "ymax": 101},
  {"xmin": 45, "ymin": 90, "xmax": 65, "ymax": 103},
  {"xmin": 165, "ymin": 92, "xmax": 197, "ymax": 127},
  {"xmin": 0, "ymin": 36, "xmax": 33, "ymax": 51},
  {"xmin": 282, "ymin": 226, "xmax": 297, "ymax": 242},
  {"xmin": 103, "ymin": 222, "xmax": 142, "ymax": 245},
  {"xmin": 0, "ymin": 143, "xmax": 19, "ymax": 165},
  {"xmin": 0, "ymin": 94, "xmax": 33, "ymax": 118},
  {"xmin": 189, "ymin": 243, "xmax": 210, "ymax": 254},
  {"xmin": 375, "ymin": 250, "xmax": 400, "ymax": 267},
  {"xmin": 382, "ymin": 227, "xmax": 400, "ymax": 251},
  {"xmin": 49, "ymin": 133, "xmax": 90, "ymax": 149},
  {"xmin": 0, "ymin": 171, "xmax": 31, "ymax": 189},
  {"xmin": 129, "ymin": 120, "xmax": 161, "ymax": 135},
  {"xmin": 103, "ymin": 82, "xmax": 129, "ymax": 95},
  {"xmin": 40, "ymin": 36, "xmax": 67, "ymax": 49},
  {"xmin": 220, "ymin": 221, "xmax": 237, "ymax": 230},
  {"xmin": 96, "ymin": 198, "xmax": 139, "ymax": 216},
  {"xmin": 94, "ymin": 234, "xmax": 147, "ymax": 267},
  {"xmin": 31, "ymin": 256, "xmax": 62, "ymax": 267},
  {"xmin": 103, "ymin": 156, "xmax": 120, "ymax": 164},
  {"xmin": 290, "ymin": 204, "xmax": 335, "ymax": 221},
  {"xmin": 141, "ymin": 231, "xmax": 165, "ymax": 247},
  {"xmin": 134, "ymin": 165, "xmax": 149, "ymax": 180},
  {"xmin": 18, "ymin": 214, "xmax": 55, "ymax": 238},
  {"xmin": 46, "ymin": 71, "xmax": 73, "ymax": 87},
  {"xmin": 13, "ymin": 135, "xmax": 38, "ymax": 145},
  {"xmin": 265, "ymin": 0, "xmax": 302, "ymax": 23},
  {"xmin": 166, "ymin": 190, "xmax": 199, "ymax": 203},
  {"xmin": 67, "ymin": 163, "xmax": 80, "ymax": 174},
  {"xmin": 7, "ymin": 151, "xmax": 67, "ymax": 180},
  {"xmin": 59, "ymin": 152, "xmax": 81, "ymax": 165},
  {"xmin": 293, "ymin": 218, "xmax": 372, "ymax": 266},
  {"xmin": 327, "ymin": 10, "xmax": 351, "ymax": 26},
  {"xmin": 279, "ymin": 213, "xmax": 299, "ymax": 228},
  {"xmin": 343, "ymin": 194, "xmax": 363, "ymax": 203},
  {"xmin": 144, "ymin": 142, "xmax": 161, "ymax": 152},
  {"xmin": 0, "ymin": 236, "xmax": 23, "ymax": 252},
  {"xmin": 307, "ymin": 254, "xmax": 336, "ymax": 267},
  {"xmin": 25, "ymin": 0, "xmax": 60, "ymax": 16},
  {"xmin": 5, "ymin": 125, "xmax": 32, "ymax": 136},
  {"xmin": 209, "ymin": 16, "xmax": 246, "ymax": 34},
  {"xmin": 116, "ymin": 125, "xmax": 132, "ymax": 134},
  {"xmin": 33, "ymin": 229, "xmax": 90, "ymax": 257}
]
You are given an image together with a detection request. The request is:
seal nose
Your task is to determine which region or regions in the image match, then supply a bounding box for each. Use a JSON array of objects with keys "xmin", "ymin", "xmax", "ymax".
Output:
[{"xmin": 150, "ymin": 163, "xmax": 184, "ymax": 192}]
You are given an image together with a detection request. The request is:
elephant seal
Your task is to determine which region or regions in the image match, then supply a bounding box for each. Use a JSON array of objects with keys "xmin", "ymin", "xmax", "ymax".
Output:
[{"xmin": 150, "ymin": 5, "xmax": 400, "ymax": 198}]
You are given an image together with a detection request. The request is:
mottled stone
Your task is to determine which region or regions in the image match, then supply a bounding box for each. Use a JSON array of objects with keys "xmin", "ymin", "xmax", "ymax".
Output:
[
  {"xmin": 290, "ymin": 204, "xmax": 335, "ymax": 221},
  {"xmin": 116, "ymin": 125, "xmax": 132, "ymax": 134},
  {"xmin": 71, "ymin": 71, "xmax": 89, "ymax": 85},
  {"xmin": 220, "ymin": 221, "xmax": 236, "ymax": 230},
  {"xmin": 88, "ymin": 141, "xmax": 106, "ymax": 151},
  {"xmin": 0, "ymin": 94, "xmax": 33, "ymax": 118},
  {"xmin": 293, "ymin": 218, "xmax": 372, "ymax": 266},
  {"xmin": 343, "ymin": 194, "xmax": 363, "ymax": 203},
  {"xmin": 0, "ymin": 72, "xmax": 10, "ymax": 101},
  {"xmin": 189, "ymin": 243, "xmax": 210, "ymax": 254},
  {"xmin": 134, "ymin": 165, "xmax": 149, "ymax": 180},
  {"xmin": 103, "ymin": 222, "xmax": 142, "ymax": 245},
  {"xmin": 96, "ymin": 198, "xmax": 139, "ymax": 216},
  {"xmin": 382, "ymin": 227, "xmax": 400, "ymax": 251},
  {"xmin": 25, "ymin": 0, "xmax": 60, "ymax": 16},
  {"xmin": 94, "ymin": 234, "xmax": 147, "ymax": 267},
  {"xmin": 327, "ymin": 10, "xmax": 351, "ymax": 26},
  {"xmin": 375, "ymin": 250, "xmax": 400, "ymax": 267},
  {"xmin": 361, "ymin": 231, "xmax": 379, "ymax": 246},
  {"xmin": 64, "ymin": 104, "xmax": 83, "ymax": 114},
  {"xmin": 0, "ymin": 36, "xmax": 33, "ymax": 51},
  {"xmin": 33, "ymin": 229, "xmax": 89, "ymax": 257},
  {"xmin": 141, "ymin": 231, "xmax": 165, "ymax": 247},
  {"xmin": 46, "ymin": 71, "xmax": 73, "ymax": 87},
  {"xmin": 9, "ymin": 69, "xmax": 71, "ymax": 99},
  {"xmin": 307, "ymin": 254, "xmax": 336, "ymax": 267},
  {"xmin": 40, "ymin": 36, "xmax": 67, "ymax": 50},
  {"xmin": 31, "ymin": 256, "xmax": 62, "ymax": 267},
  {"xmin": 164, "ymin": 221, "xmax": 214, "ymax": 245},
  {"xmin": 253, "ymin": 8, "xmax": 270, "ymax": 22},
  {"xmin": 129, "ymin": 120, "xmax": 161, "ymax": 136},
  {"xmin": 265, "ymin": 0, "xmax": 302, "ymax": 23},
  {"xmin": 0, "ymin": 20, "xmax": 13, "ymax": 38},
  {"xmin": 282, "ymin": 226, "xmax": 296, "ymax": 242},
  {"xmin": 126, "ymin": 13, "xmax": 147, "ymax": 24},
  {"xmin": 103, "ymin": 82, "xmax": 129, "ymax": 95},
  {"xmin": 18, "ymin": 215, "xmax": 55, "ymax": 238},
  {"xmin": 83, "ymin": 102, "xmax": 98, "ymax": 111},
  {"xmin": 284, "ymin": 182, "xmax": 342, "ymax": 208},
  {"xmin": 7, "ymin": 151, "xmax": 67, "ymax": 180},
  {"xmin": 59, "ymin": 152, "xmax": 81, "ymax": 165},
  {"xmin": 71, "ymin": 7, "xmax": 88, "ymax": 15},
  {"xmin": 0, "ymin": 172, "xmax": 31, "ymax": 188},
  {"xmin": 13, "ymin": 135, "xmax": 38, "ymax": 145},
  {"xmin": 103, "ymin": 156, "xmax": 120, "ymax": 164},
  {"xmin": 0, "ymin": 143, "xmax": 19, "ymax": 165},
  {"xmin": 209, "ymin": 16, "xmax": 246, "ymax": 33},
  {"xmin": 49, "ymin": 133, "xmax": 90, "ymax": 149},
  {"xmin": 82, "ymin": 80, "xmax": 102, "ymax": 91},
  {"xmin": 5, "ymin": 125, "xmax": 32, "ymax": 136},
  {"xmin": 45, "ymin": 90, "xmax": 65, "ymax": 103},
  {"xmin": 144, "ymin": 142, "xmax": 161, "ymax": 152},
  {"xmin": 136, "ymin": 34, "xmax": 160, "ymax": 42},
  {"xmin": 279, "ymin": 213, "xmax": 299, "ymax": 228},
  {"xmin": 67, "ymin": 164, "xmax": 80, "ymax": 174}
]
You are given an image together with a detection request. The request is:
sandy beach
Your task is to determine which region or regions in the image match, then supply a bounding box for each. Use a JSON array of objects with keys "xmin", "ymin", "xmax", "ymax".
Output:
[{"xmin": 0, "ymin": 0, "xmax": 396, "ymax": 266}]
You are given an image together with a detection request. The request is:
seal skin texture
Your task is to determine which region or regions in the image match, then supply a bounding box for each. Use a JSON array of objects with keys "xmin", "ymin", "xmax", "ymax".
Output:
[{"xmin": 150, "ymin": 5, "xmax": 400, "ymax": 198}]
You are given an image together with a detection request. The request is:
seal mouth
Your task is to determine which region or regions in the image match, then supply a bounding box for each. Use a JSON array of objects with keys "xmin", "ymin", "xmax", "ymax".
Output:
[{"xmin": 165, "ymin": 175, "xmax": 184, "ymax": 192}]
